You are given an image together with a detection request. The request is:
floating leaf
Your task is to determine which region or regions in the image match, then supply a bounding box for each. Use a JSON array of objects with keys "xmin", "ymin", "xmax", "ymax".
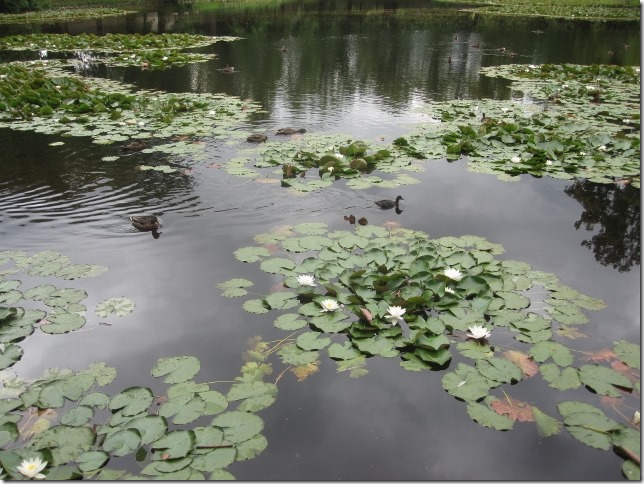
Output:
[
  {"xmin": 75, "ymin": 450, "xmax": 109, "ymax": 473},
  {"xmin": 60, "ymin": 405, "xmax": 93, "ymax": 426},
  {"xmin": 529, "ymin": 341, "xmax": 574, "ymax": 367},
  {"xmin": 0, "ymin": 344, "xmax": 22, "ymax": 370},
  {"xmin": 442, "ymin": 363, "xmax": 493, "ymax": 402},
  {"xmin": 234, "ymin": 247, "xmax": 271, "ymax": 263},
  {"xmin": 102, "ymin": 429, "xmax": 142, "ymax": 458},
  {"xmin": 236, "ymin": 434, "xmax": 268, "ymax": 460},
  {"xmin": 296, "ymin": 332, "xmax": 331, "ymax": 351},
  {"xmin": 558, "ymin": 401, "xmax": 623, "ymax": 450},
  {"xmin": 40, "ymin": 311, "xmax": 85, "ymax": 334},
  {"xmin": 109, "ymin": 386, "xmax": 154, "ymax": 416},
  {"xmin": 217, "ymin": 279, "xmax": 253, "ymax": 298},
  {"xmin": 211, "ymin": 411, "xmax": 264, "ymax": 444},
  {"xmin": 476, "ymin": 357, "xmax": 522, "ymax": 384},
  {"xmin": 273, "ymin": 313, "xmax": 307, "ymax": 331},
  {"xmin": 151, "ymin": 430, "xmax": 196, "ymax": 459},
  {"xmin": 190, "ymin": 448, "xmax": 236, "ymax": 472},
  {"xmin": 578, "ymin": 364, "xmax": 633, "ymax": 397},
  {"xmin": 539, "ymin": 363, "xmax": 581, "ymax": 391},
  {"xmin": 277, "ymin": 343, "xmax": 318, "ymax": 366},
  {"xmin": 531, "ymin": 406, "xmax": 562, "ymax": 438},
  {"xmin": 152, "ymin": 356, "xmax": 200, "ymax": 384},
  {"xmin": 95, "ymin": 297, "xmax": 135, "ymax": 317},
  {"xmin": 502, "ymin": 350, "xmax": 538, "ymax": 378},
  {"xmin": 490, "ymin": 396, "xmax": 534, "ymax": 422},
  {"xmin": 466, "ymin": 402, "xmax": 513, "ymax": 430},
  {"xmin": 613, "ymin": 340, "xmax": 640, "ymax": 370}
]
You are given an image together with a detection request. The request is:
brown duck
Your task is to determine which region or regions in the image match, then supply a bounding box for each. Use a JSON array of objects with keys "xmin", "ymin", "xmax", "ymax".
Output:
[
  {"xmin": 129, "ymin": 215, "xmax": 162, "ymax": 231},
  {"xmin": 276, "ymin": 127, "xmax": 306, "ymax": 135}
]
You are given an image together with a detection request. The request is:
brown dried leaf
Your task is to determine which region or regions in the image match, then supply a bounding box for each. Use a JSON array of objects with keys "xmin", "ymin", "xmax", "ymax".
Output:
[
  {"xmin": 599, "ymin": 395, "xmax": 624, "ymax": 410},
  {"xmin": 557, "ymin": 325, "xmax": 588, "ymax": 339},
  {"xmin": 502, "ymin": 350, "xmax": 538, "ymax": 378},
  {"xmin": 584, "ymin": 348, "xmax": 616, "ymax": 362},
  {"xmin": 490, "ymin": 397, "xmax": 534, "ymax": 422}
]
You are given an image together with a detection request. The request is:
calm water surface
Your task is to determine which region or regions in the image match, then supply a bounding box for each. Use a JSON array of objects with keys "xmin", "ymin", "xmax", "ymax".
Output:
[{"xmin": 0, "ymin": 1, "xmax": 640, "ymax": 480}]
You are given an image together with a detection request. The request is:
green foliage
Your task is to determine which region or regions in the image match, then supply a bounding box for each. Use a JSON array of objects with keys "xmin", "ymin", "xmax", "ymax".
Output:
[
  {"xmin": 0, "ymin": 352, "xmax": 274, "ymax": 479},
  {"xmin": 0, "ymin": 0, "xmax": 48, "ymax": 14}
]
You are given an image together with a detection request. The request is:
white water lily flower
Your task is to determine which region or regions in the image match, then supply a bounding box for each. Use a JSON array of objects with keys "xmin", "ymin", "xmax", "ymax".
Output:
[
  {"xmin": 598, "ymin": 145, "xmax": 607, "ymax": 151},
  {"xmin": 39, "ymin": 50, "xmax": 47, "ymax": 58},
  {"xmin": 443, "ymin": 268, "xmax": 463, "ymax": 281},
  {"xmin": 466, "ymin": 325, "xmax": 492, "ymax": 340},
  {"xmin": 163, "ymin": 56, "xmax": 168, "ymax": 61},
  {"xmin": 296, "ymin": 274, "xmax": 316, "ymax": 287},
  {"xmin": 579, "ymin": 151, "xmax": 586, "ymax": 156},
  {"xmin": 445, "ymin": 287, "xmax": 455, "ymax": 294},
  {"xmin": 545, "ymin": 160, "xmax": 553, "ymax": 166},
  {"xmin": 17, "ymin": 457, "xmax": 47, "ymax": 479},
  {"xmin": 587, "ymin": 85, "xmax": 597, "ymax": 91},
  {"xmin": 384, "ymin": 306, "xmax": 406, "ymax": 325},
  {"xmin": 319, "ymin": 299, "xmax": 341, "ymax": 312},
  {"xmin": 511, "ymin": 156, "xmax": 521, "ymax": 163},
  {"xmin": 327, "ymin": 167, "xmax": 334, "ymax": 173},
  {"xmin": 634, "ymin": 411, "xmax": 640, "ymax": 425}
]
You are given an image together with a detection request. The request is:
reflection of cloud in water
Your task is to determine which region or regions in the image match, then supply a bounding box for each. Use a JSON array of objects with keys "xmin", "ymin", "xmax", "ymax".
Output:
[{"xmin": 232, "ymin": 357, "xmax": 620, "ymax": 480}]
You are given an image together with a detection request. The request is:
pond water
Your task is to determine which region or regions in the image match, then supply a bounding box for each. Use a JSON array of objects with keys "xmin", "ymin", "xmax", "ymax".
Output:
[{"xmin": 0, "ymin": 1, "xmax": 640, "ymax": 480}]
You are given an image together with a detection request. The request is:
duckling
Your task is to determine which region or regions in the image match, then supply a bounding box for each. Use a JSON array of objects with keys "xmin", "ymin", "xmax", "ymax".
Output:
[
  {"xmin": 122, "ymin": 140, "xmax": 148, "ymax": 153},
  {"xmin": 375, "ymin": 195, "xmax": 404, "ymax": 210},
  {"xmin": 247, "ymin": 134, "xmax": 268, "ymax": 143},
  {"xmin": 223, "ymin": 64, "xmax": 234, "ymax": 73},
  {"xmin": 129, "ymin": 215, "xmax": 162, "ymax": 231},
  {"xmin": 276, "ymin": 127, "xmax": 306, "ymax": 135}
]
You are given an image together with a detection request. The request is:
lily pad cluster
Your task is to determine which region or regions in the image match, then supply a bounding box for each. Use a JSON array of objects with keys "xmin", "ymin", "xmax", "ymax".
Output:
[
  {"xmin": 0, "ymin": 33, "xmax": 236, "ymax": 53},
  {"xmin": 406, "ymin": 64, "xmax": 640, "ymax": 186},
  {"xmin": 0, "ymin": 61, "xmax": 261, "ymax": 160},
  {"xmin": 434, "ymin": 0, "xmax": 640, "ymax": 21},
  {"xmin": 0, "ymin": 33, "xmax": 237, "ymax": 71},
  {"xmin": 0, "ymin": 249, "xmax": 131, "ymax": 360},
  {"xmin": 228, "ymin": 134, "xmax": 424, "ymax": 192},
  {"xmin": 0, "ymin": 355, "xmax": 276, "ymax": 480},
  {"xmin": 219, "ymin": 222, "xmax": 640, "ymax": 478}
]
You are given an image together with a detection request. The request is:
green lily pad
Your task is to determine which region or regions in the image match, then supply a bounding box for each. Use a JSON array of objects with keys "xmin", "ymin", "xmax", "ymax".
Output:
[
  {"xmin": 152, "ymin": 356, "xmax": 200, "ymax": 384},
  {"xmin": 95, "ymin": 297, "xmax": 135, "ymax": 317}
]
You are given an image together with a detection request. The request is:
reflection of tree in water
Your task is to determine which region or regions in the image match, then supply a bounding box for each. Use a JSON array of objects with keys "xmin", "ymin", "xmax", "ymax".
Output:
[{"xmin": 565, "ymin": 180, "xmax": 640, "ymax": 272}]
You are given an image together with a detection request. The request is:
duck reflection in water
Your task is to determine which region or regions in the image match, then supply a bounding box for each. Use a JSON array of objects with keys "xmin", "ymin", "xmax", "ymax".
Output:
[{"xmin": 129, "ymin": 215, "xmax": 163, "ymax": 239}]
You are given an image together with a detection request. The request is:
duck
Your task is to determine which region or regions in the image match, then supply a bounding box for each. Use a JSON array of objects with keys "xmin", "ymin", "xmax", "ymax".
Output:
[
  {"xmin": 375, "ymin": 195, "xmax": 404, "ymax": 209},
  {"xmin": 122, "ymin": 140, "xmax": 148, "ymax": 153},
  {"xmin": 276, "ymin": 127, "xmax": 306, "ymax": 135},
  {"xmin": 223, "ymin": 64, "xmax": 234, "ymax": 73},
  {"xmin": 247, "ymin": 134, "xmax": 268, "ymax": 143},
  {"xmin": 129, "ymin": 215, "xmax": 162, "ymax": 232}
]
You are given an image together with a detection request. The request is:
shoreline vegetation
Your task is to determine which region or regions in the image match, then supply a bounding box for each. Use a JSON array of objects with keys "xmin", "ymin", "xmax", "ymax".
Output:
[{"xmin": 0, "ymin": 0, "xmax": 640, "ymax": 23}]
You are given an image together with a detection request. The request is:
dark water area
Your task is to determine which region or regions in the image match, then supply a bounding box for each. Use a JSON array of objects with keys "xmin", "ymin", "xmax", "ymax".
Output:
[{"xmin": 0, "ymin": 1, "xmax": 640, "ymax": 480}]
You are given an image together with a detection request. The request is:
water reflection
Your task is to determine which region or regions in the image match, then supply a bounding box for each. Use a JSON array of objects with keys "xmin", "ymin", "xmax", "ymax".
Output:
[{"xmin": 565, "ymin": 180, "xmax": 640, "ymax": 273}]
